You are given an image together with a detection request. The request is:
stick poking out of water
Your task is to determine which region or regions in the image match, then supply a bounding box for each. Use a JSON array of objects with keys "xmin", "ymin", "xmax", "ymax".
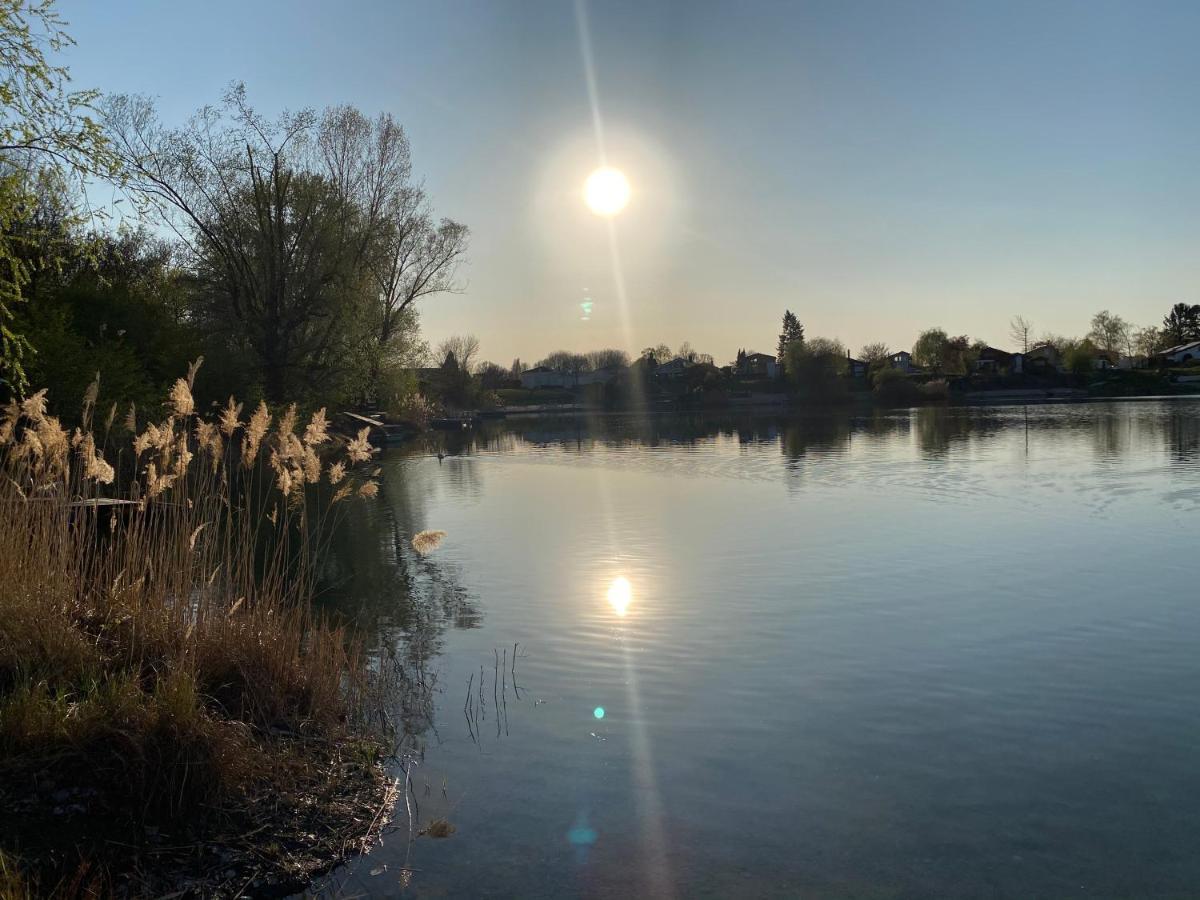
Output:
[{"xmin": 411, "ymin": 530, "xmax": 447, "ymax": 555}]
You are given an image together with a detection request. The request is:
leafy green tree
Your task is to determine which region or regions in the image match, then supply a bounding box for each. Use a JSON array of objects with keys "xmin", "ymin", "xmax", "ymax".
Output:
[
  {"xmin": 1162, "ymin": 303, "xmax": 1200, "ymax": 345},
  {"xmin": 0, "ymin": 0, "xmax": 118, "ymax": 391},
  {"xmin": 1063, "ymin": 338, "xmax": 1099, "ymax": 375},
  {"xmin": 15, "ymin": 228, "xmax": 200, "ymax": 417},
  {"xmin": 777, "ymin": 310, "xmax": 804, "ymax": 372},
  {"xmin": 912, "ymin": 328, "xmax": 950, "ymax": 373},
  {"xmin": 785, "ymin": 336, "xmax": 848, "ymax": 402}
]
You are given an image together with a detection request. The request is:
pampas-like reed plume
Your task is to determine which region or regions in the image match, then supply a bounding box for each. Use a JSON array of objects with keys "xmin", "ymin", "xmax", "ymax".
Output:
[{"xmin": 411, "ymin": 530, "xmax": 446, "ymax": 555}]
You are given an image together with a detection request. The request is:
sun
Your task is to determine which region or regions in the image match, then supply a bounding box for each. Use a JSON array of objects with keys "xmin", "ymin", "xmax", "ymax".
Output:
[{"xmin": 584, "ymin": 167, "xmax": 631, "ymax": 216}]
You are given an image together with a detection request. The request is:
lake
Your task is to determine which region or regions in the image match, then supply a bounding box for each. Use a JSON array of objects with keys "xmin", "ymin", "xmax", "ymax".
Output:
[{"xmin": 312, "ymin": 399, "xmax": 1200, "ymax": 899}]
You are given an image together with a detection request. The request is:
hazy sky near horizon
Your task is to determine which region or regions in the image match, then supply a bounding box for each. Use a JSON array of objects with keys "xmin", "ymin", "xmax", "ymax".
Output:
[{"xmin": 62, "ymin": 0, "xmax": 1200, "ymax": 364}]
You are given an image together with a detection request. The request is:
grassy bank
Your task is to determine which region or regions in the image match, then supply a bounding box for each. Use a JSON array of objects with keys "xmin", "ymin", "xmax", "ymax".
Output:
[{"xmin": 0, "ymin": 367, "xmax": 395, "ymax": 897}]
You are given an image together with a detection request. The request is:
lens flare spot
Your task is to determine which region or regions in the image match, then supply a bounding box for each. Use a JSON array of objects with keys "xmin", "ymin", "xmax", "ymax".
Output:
[
  {"xmin": 606, "ymin": 576, "xmax": 632, "ymax": 616},
  {"xmin": 584, "ymin": 167, "xmax": 631, "ymax": 216},
  {"xmin": 593, "ymin": 706, "xmax": 605, "ymax": 719}
]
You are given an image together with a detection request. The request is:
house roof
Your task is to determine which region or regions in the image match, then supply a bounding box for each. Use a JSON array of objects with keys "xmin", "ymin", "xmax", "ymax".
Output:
[
  {"xmin": 744, "ymin": 352, "xmax": 775, "ymax": 362},
  {"xmin": 1161, "ymin": 340, "xmax": 1200, "ymax": 355},
  {"xmin": 978, "ymin": 346, "xmax": 1014, "ymax": 360},
  {"xmin": 523, "ymin": 365, "xmax": 553, "ymax": 373}
]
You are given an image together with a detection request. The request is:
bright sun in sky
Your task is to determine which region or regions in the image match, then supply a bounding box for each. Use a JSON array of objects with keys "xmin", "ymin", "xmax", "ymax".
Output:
[{"xmin": 584, "ymin": 167, "xmax": 631, "ymax": 216}]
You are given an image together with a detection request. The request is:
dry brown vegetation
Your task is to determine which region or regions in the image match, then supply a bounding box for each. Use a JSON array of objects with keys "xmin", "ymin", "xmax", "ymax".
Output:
[{"xmin": 0, "ymin": 363, "xmax": 395, "ymax": 896}]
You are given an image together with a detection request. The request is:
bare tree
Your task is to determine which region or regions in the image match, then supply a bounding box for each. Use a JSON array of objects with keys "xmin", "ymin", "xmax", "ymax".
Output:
[
  {"xmin": 1009, "ymin": 316, "xmax": 1034, "ymax": 353},
  {"xmin": 103, "ymin": 85, "xmax": 462, "ymax": 401},
  {"xmin": 586, "ymin": 348, "xmax": 630, "ymax": 370},
  {"xmin": 640, "ymin": 344, "xmax": 672, "ymax": 365},
  {"xmin": 437, "ymin": 334, "xmax": 480, "ymax": 371},
  {"xmin": 859, "ymin": 342, "xmax": 891, "ymax": 364},
  {"xmin": 1133, "ymin": 326, "xmax": 1163, "ymax": 358},
  {"xmin": 1087, "ymin": 310, "xmax": 1132, "ymax": 358}
]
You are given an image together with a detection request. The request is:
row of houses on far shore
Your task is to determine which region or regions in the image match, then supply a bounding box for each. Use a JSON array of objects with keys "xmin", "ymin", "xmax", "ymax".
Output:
[
  {"xmin": 517, "ymin": 351, "xmax": 781, "ymax": 389},
  {"xmin": 514, "ymin": 339, "xmax": 1200, "ymax": 390}
]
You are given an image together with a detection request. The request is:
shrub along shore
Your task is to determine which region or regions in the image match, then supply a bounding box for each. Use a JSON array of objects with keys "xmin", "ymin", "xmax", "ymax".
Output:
[{"xmin": 0, "ymin": 365, "xmax": 397, "ymax": 897}]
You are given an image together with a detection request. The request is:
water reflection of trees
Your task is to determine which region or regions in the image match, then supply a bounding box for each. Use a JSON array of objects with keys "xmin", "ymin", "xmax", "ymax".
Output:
[
  {"xmin": 316, "ymin": 462, "xmax": 481, "ymax": 751},
  {"xmin": 912, "ymin": 406, "xmax": 1004, "ymax": 458},
  {"xmin": 1078, "ymin": 403, "xmax": 1200, "ymax": 465},
  {"xmin": 779, "ymin": 416, "xmax": 851, "ymax": 468},
  {"xmin": 435, "ymin": 403, "xmax": 1200, "ymax": 473},
  {"xmin": 1164, "ymin": 408, "xmax": 1200, "ymax": 462}
]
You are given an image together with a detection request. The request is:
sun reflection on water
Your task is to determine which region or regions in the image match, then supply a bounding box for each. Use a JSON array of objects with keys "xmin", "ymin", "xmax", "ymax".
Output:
[{"xmin": 607, "ymin": 576, "xmax": 632, "ymax": 616}]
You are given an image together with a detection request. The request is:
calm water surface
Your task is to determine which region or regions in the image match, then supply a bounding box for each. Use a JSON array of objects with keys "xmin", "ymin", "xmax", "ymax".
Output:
[{"xmin": 313, "ymin": 400, "xmax": 1200, "ymax": 899}]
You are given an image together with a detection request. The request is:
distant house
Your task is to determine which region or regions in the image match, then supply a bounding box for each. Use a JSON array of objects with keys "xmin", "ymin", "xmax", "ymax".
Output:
[
  {"xmin": 845, "ymin": 354, "xmax": 869, "ymax": 379},
  {"xmin": 520, "ymin": 366, "xmax": 572, "ymax": 389},
  {"xmin": 889, "ymin": 350, "xmax": 917, "ymax": 373},
  {"xmin": 1156, "ymin": 341, "xmax": 1200, "ymax": 366},
  {"xmin": 1024, "ymin": 343, "xmax": 1063, "ymax": 373},
  {"xmin": 655, "ymin": 357, "xmax": 693, "ymax": 380},
  {"xmin": 520, "ymin": 365, "xmax": 625, "ymax": 390},
  {"xmin": 739, "ymin": 352, "xmax": 779, "ymax": 379},
  {"xmin": 974, "ymin": 347, "xmax": 1023, "ymax": 375}
]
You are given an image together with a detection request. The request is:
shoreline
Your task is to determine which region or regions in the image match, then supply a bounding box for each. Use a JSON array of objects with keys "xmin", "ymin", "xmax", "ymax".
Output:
[{"xmin": 489, "ymin": 391, "xmax": 1200, "ymax": 421}]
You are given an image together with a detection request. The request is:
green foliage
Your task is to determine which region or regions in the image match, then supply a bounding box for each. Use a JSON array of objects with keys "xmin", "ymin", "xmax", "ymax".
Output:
[
  {"xmin": 12, "ymin": 229, "xmax": 200, "ymax": 418},
  {"xmin": 912, "ymin": 328, "xmax": 949, "ymax": 372},
  {"xmin": 1162, "ymin": 302, "xmax": 1200, "ymax": 345},
  {"xmin": 785, "ymin": 336, "xmax": 848, "ymax": 402},
  {"xmin": 912, "ymin": 328, "xmax": 977, "ymax": 375},
  {"xmin": 1063, "ymin": 337, "xmax": 1100, "ymax": 375},
  {"xmin": 777, "ymin": 309, "xmax": 804, "ymax": 371},
  {"xmin": 0, "ymin": 0, "xmax": 118, "ymax": 391}
]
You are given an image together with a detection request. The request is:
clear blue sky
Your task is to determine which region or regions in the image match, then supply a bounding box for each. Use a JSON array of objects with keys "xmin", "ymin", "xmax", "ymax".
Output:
[{"xmin": 60, "ymin": 0, "xmax": 1200, "ymax": 364}]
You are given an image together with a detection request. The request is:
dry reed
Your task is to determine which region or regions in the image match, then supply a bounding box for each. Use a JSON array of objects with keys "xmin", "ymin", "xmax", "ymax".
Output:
[
  {"xmin": 411, "ymin": 529, "xmax": 446, "ymax": 555},
  {"xmin": 0, "ymin": 365, "xmax": 390, "ymax": 894}
]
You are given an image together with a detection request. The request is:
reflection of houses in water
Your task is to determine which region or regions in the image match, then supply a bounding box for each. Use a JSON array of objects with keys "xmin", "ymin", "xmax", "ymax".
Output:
[{"xmin": 1164, "ymin": 409, "xmax": 1200, "ymax": 462}]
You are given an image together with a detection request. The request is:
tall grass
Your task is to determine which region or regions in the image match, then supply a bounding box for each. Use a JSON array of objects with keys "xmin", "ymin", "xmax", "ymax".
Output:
[{"xmin": 0, "ymin": 363, "xmax": 387, "ymax": 888}]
